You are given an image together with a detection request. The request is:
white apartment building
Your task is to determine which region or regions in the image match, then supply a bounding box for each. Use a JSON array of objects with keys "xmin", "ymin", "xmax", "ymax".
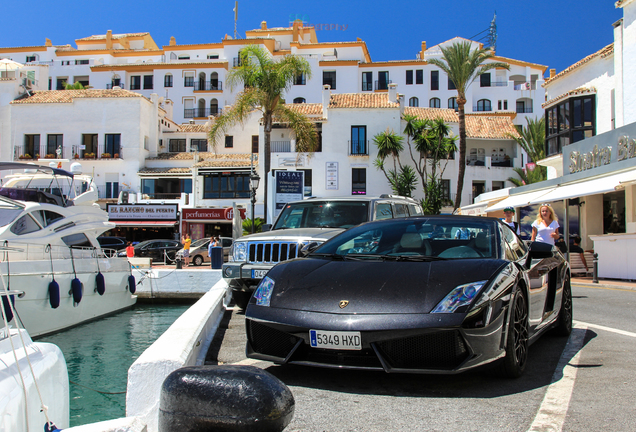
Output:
[{"xmin": 0, "ymin": 21, "xmax": 546, "ymax": 126}]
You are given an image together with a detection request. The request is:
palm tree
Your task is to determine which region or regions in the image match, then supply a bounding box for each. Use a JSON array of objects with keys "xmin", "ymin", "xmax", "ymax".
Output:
[
  {"xmin": 507, "ymin": 116, "xmax": 547, "ymax": 185},
  {"xmin": 427, "ymin": 41, "xmax": 510, "ymax": 210},
  {"xmin": 373, "ymin": 128, "xmax": 418, "ymax": 197},
  {"xmin": 208, "ymin": 45, "xmax": 317, "ymax": 222},
  {"xmin": 63, "ymin": 81, "xmax": 85, "ymax": 90}
]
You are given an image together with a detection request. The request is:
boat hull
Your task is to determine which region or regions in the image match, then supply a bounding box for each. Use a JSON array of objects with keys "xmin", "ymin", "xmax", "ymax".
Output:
[{"xmin": 5, "ymin": 257, "xmax": 137, "ymax": 337}]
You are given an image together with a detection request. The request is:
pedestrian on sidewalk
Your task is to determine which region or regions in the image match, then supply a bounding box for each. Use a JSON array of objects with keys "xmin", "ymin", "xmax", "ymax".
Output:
[
  {"xmin": 502, "ymin": 207, "xmax": 520, "ymax": 235},
  {"xmin": 531, "ymin": 204, "xmax": 559, "ymax": 245},
  {"xmin": 181, "ymin": 233, "xmax": 191, "ymax": 266},
  {"xmin": 126, "ymin": 241, "xmax": 134, "ymax": 258}
]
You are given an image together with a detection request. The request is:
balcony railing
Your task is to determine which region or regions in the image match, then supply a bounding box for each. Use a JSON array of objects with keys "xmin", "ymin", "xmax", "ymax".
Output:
[
  {"xmin": 348, "ymin": 140, "xmax": 369, "ymax": 156},
  {"xmin": 106, "ymin": 83, "xmax": 124, "ymax": 89},
  {"xmin": 513, "ymin": 82, "xmax": 537, "ymax": 91},
  {"xmin": 374, "ymin": 80, "xmax": 392, "ymax": 91},
  {"xmin": 233, "ymin": 57, "xmax": 242, "ymax": 68},
  {"xmin": 193, "ymin": 81, "xmax": 223, "ymax": 91},
  {"xmin": 14, "ymin": 145, "xmax": 69, "ymax": 160},
  {"xmin": 516, "ymin": 107, "xmax": 534, "ymax": 114},
  {"xmin": 184, "ymin": 108, "xmax": 223, "ymax": 118},
  {"xmin": 270, "ymin": 141, "xmax": 291, "ymax": 152},
  {"xmin": 473, "ymin": 106, "xmax": 493, "ymax": 112},
  {"xmin": 492, "ymin": 80, "xmax": 508, "ymax": 87}
]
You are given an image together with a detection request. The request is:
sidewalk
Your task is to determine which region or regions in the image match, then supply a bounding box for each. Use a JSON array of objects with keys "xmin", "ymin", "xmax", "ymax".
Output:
[{"xmin": 571, "ymin": 276, "xmax": 636, "ymax": 291}]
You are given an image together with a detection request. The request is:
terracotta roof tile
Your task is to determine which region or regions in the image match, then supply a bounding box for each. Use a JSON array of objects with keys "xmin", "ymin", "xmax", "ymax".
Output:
[
  {"xmin": 138, "ymin": 167, "xmax": 191, "ymax": 175},
  {"xmin": 544, "ymin": 43, "xmax": 613, "ymax": 85},
  {"xmin": 404, "ymin": 107, "xmax": 458, "ymax": 123},
  {"xmin": 542, "ymin": 86, "xmax": 597, "ymax": 109},
  {"xmin": 464, "ymin": 115, "xmax": 520, "ymax": 139},
  {"xmin": 285, "ymin": 103, "xmax": 323, "ymax": 116},
  {"xmin": 194, "ymin": 153, "xmax": 259, "ymax": 168},
  {"xmin": 10, "ymin": 89, "xmax": 144, "ymax": 104},
  {"xmin": 178, "ymin": 124, "xmax": 210, "ymax": 133},
  {"xmin": 77, "ymin": 33, "xmax": 150, "ymax": 41},
  {"xmin": 146, "ymin": 152, "xmax": 201, "ymax": 161},
  {"xmin": 329, "ymin": 93, "xmax": 399, "ymax": 109}
]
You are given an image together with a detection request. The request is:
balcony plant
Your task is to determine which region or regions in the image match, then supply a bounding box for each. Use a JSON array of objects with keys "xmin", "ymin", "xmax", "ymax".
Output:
[
  {"xmin": 35, "ymin": 153, "xmax": 39, "ymax": 159},
  {"xmin": 74, "ymin": 153, "xmax": 79, "ymax": 159},
  {"xmin": 45, "ymin": 154, "xmax": 55, "ymax": 159},
  {"xmin": 84, "ymin": 152, "xmax": 95, "ymax": 159},
  {"xmin": 113, "ymin": 153, "xmax": 119, "ymax": 158},
  {"xmin": 19, "ymin": 154, "xmax": 32, "ymax": 160},
  {"xmin": 101, "ymin": 153, "xmax": 112, "ymax": 159}
]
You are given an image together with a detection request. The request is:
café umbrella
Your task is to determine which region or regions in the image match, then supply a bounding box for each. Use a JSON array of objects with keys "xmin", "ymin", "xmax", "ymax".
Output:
[{"xmin": 0, "ymin": 58, "xmax": 23, "ymax": 73}]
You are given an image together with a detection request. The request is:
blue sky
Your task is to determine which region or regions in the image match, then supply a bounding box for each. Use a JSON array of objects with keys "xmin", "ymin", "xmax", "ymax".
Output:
[{"xmin": 1, "ymin": 0, "xmax": 622, "ymax": 76}]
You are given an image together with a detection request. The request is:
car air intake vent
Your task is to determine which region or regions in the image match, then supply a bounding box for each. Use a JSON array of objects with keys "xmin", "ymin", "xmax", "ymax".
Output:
[
  {"xmin": 247, "ymin": 240, "xmax": 313, "ymax": 264},
  {"xmin": 377, "ymin": 330, "xmax": 469, "ymax": 370}
]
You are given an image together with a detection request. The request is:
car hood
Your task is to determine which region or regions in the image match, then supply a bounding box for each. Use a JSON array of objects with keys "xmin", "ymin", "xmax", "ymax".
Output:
[
  {"xmin": 266, "ymin": 258, "xmax": 507, "ymax": 314},
  {"xmin": 237, "ymin": 227, "xmax": 344, "ymax": 242}
]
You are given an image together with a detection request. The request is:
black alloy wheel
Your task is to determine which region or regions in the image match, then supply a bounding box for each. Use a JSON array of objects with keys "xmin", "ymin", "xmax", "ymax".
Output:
[
  {"xmin": 499, "ymin": 289, "xmax": 529, "ymax": 378},
  {"xmin": 193, "ymin": 255, "xmax": 203, "ymax": 266},
  {"xmin": 553, "ymin": 277, "xmax": 573, "ymax": 336}
]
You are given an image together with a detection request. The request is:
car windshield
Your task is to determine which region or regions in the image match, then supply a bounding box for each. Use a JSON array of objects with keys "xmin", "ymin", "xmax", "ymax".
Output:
[
  {"xmin": 313, "ymin": 217, "xmax": 498, "ymax": 260},
  {"xmin": 273, "ymin": 201, "xmax": 369, "ymax": 230}
]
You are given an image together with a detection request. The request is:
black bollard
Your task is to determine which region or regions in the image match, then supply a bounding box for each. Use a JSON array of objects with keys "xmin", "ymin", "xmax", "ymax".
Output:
[
  {"xmin": 159, "ymin": 365, "xmax": 294, "ymax": 432},
  {"xmin": 593, "ymin": 253, "xmax": 599, "ymax": 284},
  {"xmin": 176, "ymin": 257, "xmax": 182, "ymax": 269}
]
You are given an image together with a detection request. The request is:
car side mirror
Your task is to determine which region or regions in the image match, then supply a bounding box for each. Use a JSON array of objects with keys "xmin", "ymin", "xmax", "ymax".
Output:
[
  {"xmin": 299, "ymin": 242, "xmax": 320, "ymax": 257},
  {"xmin": 261, "ymin": 224, "xmax": 272, "ymax": 232},
  {"xmin": 525, "ymin": 241, "xmax": 553, "ymax": 267}
]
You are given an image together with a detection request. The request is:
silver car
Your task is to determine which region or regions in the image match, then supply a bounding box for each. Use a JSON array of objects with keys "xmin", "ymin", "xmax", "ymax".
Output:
[{"xmin": 177, "ymin": 237, "xmax": 233, "ymax": 266}]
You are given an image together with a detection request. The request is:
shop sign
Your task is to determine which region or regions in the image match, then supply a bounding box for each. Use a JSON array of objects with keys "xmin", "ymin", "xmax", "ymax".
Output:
[
  {"xmin": 569, "ymin": 145, "xmax": 612, "ymax": 174},
  {"xmin": 326, "ymin": 162, "xmax": 338, "ymax": 190},
  {"xmin": 107, "ymin": 204, "xmax": 178, "ymax": 220},
  {"xmin": 275, "ymin": 171, "xmax": 304, "ymax": 216},
  {"xmin": 182, "ymin": 208, "xmax": 246, "ymax": 221}
]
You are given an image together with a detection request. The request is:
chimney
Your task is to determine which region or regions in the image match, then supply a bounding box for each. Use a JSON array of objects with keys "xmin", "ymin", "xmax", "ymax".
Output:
[
  {"xmin": 45, "ymin": 38, "xmax": 52, "ymax": 47},
  {"xmin": 322, "ymin": 85, "xmax": 331, "ymax": 120},
  {"xmin": 421, "ymin": 41, "xmax": 427, "ymax": 59},
  {"xmin": 549, "ymin": 68, "xmax": 556, "ymax": 79},
  {"xmin": 164, "ymin": 99, "xmax": 174, "ymax": 120},
  {"xmin": 261, "ymin": 21, "xmax": 267, "ymax": 30},
  {"xmin": 388, "ymin": 83, "xmax": 398, "ymax": 104},
  {"xmin": 169, "ymin": 36, "xmax": 176, "ymax": 46},
  {"xmin": 106, "ymin": 30, "xmax": 112, "ymax": 50},
  {"xmin": 293, "ymin": 20, "xmax": 301, "ymax": 42}
]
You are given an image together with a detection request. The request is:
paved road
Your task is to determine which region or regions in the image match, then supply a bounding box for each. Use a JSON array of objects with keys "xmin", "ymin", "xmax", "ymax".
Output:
[{"xmin": 206, "ymin": 284, "xmax": 636, "ymax": 431}]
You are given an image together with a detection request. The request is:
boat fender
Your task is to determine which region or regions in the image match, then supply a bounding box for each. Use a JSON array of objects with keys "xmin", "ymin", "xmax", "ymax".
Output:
[
  {"xmin": 158, "ymin": 365, "xmax": 294, "ymax": 432},
  {"xmin": 128, "ymin": 275, "xmax": 136, "ymax": 294},
  {"xmin": 45, "ymin": 421, "xmax": 62, "ymax": 432},
  {"xmin": 1, "ymin": 295, "xmax": 15, "ymax": 323},
  {"xmin": 49, "ymin": 280, "xmax": 60, "ymax": 308},
  {"xmin": 71, "ymin": 278, "xmax": 83, "ymax": 305},
  {"xmin": 95, "ymin": 272, "xmax": 105, "ymax": 296}
]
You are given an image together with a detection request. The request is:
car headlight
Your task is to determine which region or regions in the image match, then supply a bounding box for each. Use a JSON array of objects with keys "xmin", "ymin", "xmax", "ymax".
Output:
[
  {"xmin": 231, "ymin": 242, "xmax": 247, "ymax": 262},
  {"xmin": 254, "ymin": 276, "xmax": 275, "ymax": 307},
  {"xmin": 431, "ymin": 280, "xmax": 488, "ymax": 313}
]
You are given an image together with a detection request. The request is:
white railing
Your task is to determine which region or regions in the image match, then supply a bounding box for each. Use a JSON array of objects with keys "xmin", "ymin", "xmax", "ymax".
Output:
[{"xmin": 0, "ymin": 242, "xmax": 111, "ymax": 262}]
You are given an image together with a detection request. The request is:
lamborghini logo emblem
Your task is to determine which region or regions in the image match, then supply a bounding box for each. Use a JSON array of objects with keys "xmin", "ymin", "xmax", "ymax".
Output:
[{"xmin": 339, "ymin": 300, "xmax": 349, "ymax": 309}]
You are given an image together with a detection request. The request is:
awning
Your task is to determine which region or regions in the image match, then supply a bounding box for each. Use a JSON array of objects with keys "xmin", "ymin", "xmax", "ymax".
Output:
[
  {"xmin": 537, "ymin": 170, "xmax": 636, "ymax": 203},
  {"xmin": 459, "ymin": 197, "xmax": 507, "ymax": 216},
  {"xmin": 487, "ymin": 188, "xmax": 556, "ymax": 212},
  {"xmin": 113, "ymin": 221, "xmax": 177, "ymax": 228}
]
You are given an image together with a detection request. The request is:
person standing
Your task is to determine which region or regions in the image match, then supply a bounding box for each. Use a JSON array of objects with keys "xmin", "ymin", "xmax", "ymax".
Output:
[
  {"xmin": 531, "ymin": 204, "xmax": 560, "ymax": 245},
  {"xmin": 181, "ymin": 233, "xmax": 191, "ymax": 266},
  {"xmin": 207, "ymin": 235, "xmax": 218, "ymax": 258},
  {"xmin": 126, "ymin": 241, "xmax": 135, "ymax": 258},
  {"xmin": 502, "ymin": 207, "xmax": 520, "ymax": 235}
]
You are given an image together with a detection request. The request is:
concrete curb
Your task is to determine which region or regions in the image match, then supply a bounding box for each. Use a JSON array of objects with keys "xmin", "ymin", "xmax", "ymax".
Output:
[{"xmin": 572, "ymin": 281, "xmax": 636, "ymax": 291}]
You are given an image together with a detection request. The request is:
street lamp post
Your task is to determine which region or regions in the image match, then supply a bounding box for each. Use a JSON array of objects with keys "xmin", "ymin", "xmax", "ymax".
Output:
[{"xmin": 250, "ymin": 171, "xmax": 261, "ymax": 234}]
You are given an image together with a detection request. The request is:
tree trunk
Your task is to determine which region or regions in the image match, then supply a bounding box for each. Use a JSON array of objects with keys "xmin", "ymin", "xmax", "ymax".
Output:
[
  {"xmin": 263, "ymin": 115, "xmax": 272, "ymax": 224},
  {"xmin": 454, "ymin": 101, "xmax": 467, "ymax": 210}
]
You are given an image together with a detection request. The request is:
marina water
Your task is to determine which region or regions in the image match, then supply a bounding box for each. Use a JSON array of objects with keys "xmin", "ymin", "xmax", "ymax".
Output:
[{"xmin": 38, "ymin": 303, "xmax": 190, "ymax": 427}]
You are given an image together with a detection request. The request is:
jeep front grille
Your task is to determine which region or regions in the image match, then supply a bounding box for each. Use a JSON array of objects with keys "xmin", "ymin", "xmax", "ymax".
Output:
[{"xmin": 247, "ymin": 241, "xmax": 313, "ymax": 264}]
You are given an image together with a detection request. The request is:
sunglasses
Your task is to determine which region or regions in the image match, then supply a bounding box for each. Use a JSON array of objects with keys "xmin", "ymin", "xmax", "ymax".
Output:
[{"xmin": 540, "ymin": 203, "xmax": 551, "ymax": 207}]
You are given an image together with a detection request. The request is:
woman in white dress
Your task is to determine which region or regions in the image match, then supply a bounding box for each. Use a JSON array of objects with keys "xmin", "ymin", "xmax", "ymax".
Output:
[{"xmin": 530, "ymin": 204, "xmax": 560, "ymax": 245}]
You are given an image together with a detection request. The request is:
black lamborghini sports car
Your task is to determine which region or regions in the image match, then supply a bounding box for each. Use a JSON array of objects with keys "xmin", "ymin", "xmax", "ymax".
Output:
[{"xmin": 245, "ymin": 216, "xmax": 572, "ymax": 378}]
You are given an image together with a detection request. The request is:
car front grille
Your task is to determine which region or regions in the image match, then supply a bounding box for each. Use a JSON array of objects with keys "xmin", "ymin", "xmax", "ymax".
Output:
[
  {"xmin": 376, "ymin": 330, "xmax": 469, "ymax": 370},
  {"xmin": 247, "ymin": 241, "xmax": 313, "ymax": 265},
  {"xmin": 248, "ymin": 321, "xmax": 470, "ymax": 371}
]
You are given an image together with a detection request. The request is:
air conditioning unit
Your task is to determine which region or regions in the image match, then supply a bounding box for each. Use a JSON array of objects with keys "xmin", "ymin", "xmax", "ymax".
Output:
[{"xmin": 118, "ymin": 190, "xmax": 129, "ymax": 204}]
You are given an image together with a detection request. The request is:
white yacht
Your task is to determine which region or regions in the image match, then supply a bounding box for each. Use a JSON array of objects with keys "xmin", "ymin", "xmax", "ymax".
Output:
[{"xmin": 0, "ymin": 162, "xmax": 137, "ymax": 337}]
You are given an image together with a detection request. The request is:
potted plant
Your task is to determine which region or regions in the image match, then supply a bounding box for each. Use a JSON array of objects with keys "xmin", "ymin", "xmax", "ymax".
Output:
[
  {"xmin": 101, "ymin": 153, "xmax": 111, "ymax": 159},
  {"xmin": 35, "ymin": 153, "xmax": 40, "ymax": 159},
  {"xmin": 84, "ymin": 152, "xmax": 95, "ymax": 159},
  {"xmin": 74, "ymin": 153, "xmax": 80, "ymax": 159},
  {"xmin": 113, "ymin": 153, "xmax": 119, "ymax": 158},
  {"xmin": 45, "ymin": 154, "xmax": 55, "ymax": 159},
  {"xmin": 19, "ymin": 154, "xmax": 32, "ymax": 160}
]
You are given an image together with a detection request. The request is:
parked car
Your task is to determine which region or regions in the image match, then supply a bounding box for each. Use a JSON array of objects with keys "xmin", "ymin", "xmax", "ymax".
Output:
[
  {"xmin": 117, "ymin": 239, "xmax": 182, "ymax": 262},
  {"xmin": 245, "ymin": 215, "xmax": 572, "ymax": 378},
  {"xmin": 97, "ymin": 236, "xmax": 126, "ymax": 257},
  {"xmin": 223, "ymin": 195, "xmax": 424, "ymax": 308},
  {"xmin": 176, "ymin": 237, "xmax": 233, "ymax": 266}
]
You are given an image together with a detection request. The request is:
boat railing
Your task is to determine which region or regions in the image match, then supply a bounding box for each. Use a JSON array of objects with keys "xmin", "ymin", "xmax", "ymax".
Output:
[{"xmin": 0, "ymin": 242, "xmax": 117, "ymax": 262}]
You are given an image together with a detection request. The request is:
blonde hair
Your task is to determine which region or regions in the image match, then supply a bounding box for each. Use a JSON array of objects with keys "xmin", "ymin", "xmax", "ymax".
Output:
[{"xmin": 535, "ymin": 204, "xmax": 558, "ymax": 224}]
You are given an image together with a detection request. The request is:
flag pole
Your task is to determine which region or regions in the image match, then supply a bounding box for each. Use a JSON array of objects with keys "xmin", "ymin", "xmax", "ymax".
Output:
[{"xmin": 234, "ymin": 2, "xmax": 238, "ymax": 39}]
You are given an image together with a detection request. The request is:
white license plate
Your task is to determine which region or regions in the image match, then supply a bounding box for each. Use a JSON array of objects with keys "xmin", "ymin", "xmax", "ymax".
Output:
[
  {"xmin": 309, "ymin": 330, "xmax": 361, "ymax": 350},
  {"xmin": 252, "ymin": 269, "xmax": 268, "ymax": 279}
]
